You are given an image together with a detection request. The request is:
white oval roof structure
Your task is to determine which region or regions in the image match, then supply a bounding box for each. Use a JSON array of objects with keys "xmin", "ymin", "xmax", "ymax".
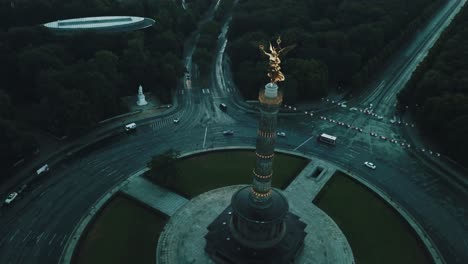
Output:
[{"xmin": 43, "ymin": 16, "xmax": 155, "ymax": 33}]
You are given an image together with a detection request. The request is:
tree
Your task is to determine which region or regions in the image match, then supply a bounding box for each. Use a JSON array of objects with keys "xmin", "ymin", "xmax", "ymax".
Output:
[
  {"xmin": 147, "ymin": 149, "xmax": 180, "ymax": 187},
  {"xmin": 0, "ymin": 90, "xmax": 12, "ymax": 119}
]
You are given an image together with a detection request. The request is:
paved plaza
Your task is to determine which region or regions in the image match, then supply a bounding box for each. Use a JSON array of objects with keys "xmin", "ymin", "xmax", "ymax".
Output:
[{"xmin": 155, "ymin": 160, "xmax": 354, "ymax": 263}]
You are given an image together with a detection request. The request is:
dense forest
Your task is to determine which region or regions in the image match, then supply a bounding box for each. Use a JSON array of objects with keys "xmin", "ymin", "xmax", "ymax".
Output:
[
  {"xmin": 0, "ymin": 0, "xmax": 212, "ymax": 181},
  {"xmin": 227, "ymin": 0, "xmax": 446, "ymax": 102},
  {"xmin": 398, "ymin": 4, "xmax": 468, "ymax": 168}
]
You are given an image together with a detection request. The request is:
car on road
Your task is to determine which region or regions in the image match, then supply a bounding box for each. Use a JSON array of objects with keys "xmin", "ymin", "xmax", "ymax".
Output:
[
  {"xmin": 350, "ymin": 107, "xmax": 358, "ymax": 111},
  {"xmin": 276, "ymin": 132, "xmax": 286, "ymax": 137},
  {"xmin": 364, "ymin": 161, "xmax": 376, "ymax": 169},
  {"xmin": 380, "ymin": 136, "xmax": 387, "ymax": 140},
  {"xmin": 4, "ymin": 192, "xmax": 18, "ymax": 205},
  {"xmin": 36, "ymin": 164, "xmax": 50, "ymax": 175},
  {"xmin": 219, "ymin": 103, "xmax": 227, "ymax": 111},
  {"xmin": 173, "ymin": 118, "xmax": 180, "ymax": 124},
  {"xmin": 223, "ymin": 130, "xmax": 234, "ymax": 136},
  {"xmin": 125, "ymin": 123, "xmax": 137, "ymax": 132}
]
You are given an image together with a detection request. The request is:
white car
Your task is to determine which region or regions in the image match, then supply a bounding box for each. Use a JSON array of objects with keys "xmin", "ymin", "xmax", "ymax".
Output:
[
  {"xmin": 124, "ymin": 123, "xmax": 137, "ymax": 131},
  {"xmin": 276, "ymin": 132, "xmax": 286, "ymax": 137},
  {"xmin": 36, "ymin": 164, "xmax": 50, "ymax": 175},
  {"xmin": 364, "ymin": 162, "xmax": 376, "ymax": 170},
  {"xmin": 4, "ymin": 192, "xmax": 18, "ymax": 205},
  {"xmin": 223, "ymin": 130, "xmax": 234, "ymax": 136},
  {"xmin": 173, "ymin": 118, "xmax": 180, "ymax": 124}
]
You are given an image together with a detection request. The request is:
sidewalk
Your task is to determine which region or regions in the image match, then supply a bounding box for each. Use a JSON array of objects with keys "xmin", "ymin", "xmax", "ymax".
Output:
[{"xmin": 0, "ymin": 95, "xmax": 180, "ymax": 197}]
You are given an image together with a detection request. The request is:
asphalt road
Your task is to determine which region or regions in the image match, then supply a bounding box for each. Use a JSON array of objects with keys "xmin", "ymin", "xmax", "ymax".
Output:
[{"xmin": 0, "ymin": 0, "xmax": 467, "ymax": 263}]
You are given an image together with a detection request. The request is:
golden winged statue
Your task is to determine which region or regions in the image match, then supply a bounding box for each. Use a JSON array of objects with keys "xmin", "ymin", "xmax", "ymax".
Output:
[{"xmin": 259, "ymin": 36, "xmax": 296, "ymax": 83}]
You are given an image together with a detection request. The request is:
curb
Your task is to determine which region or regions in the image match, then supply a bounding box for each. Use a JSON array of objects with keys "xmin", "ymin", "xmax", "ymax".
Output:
[{"xmin": 58, "ymin": 168, "xmax": 149, "ymax": 264}]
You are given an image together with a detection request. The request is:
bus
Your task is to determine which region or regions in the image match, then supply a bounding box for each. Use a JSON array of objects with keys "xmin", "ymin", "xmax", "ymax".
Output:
[{"xmin": 318, "ymin": 133, "xmax": 337, "ymax": 145}]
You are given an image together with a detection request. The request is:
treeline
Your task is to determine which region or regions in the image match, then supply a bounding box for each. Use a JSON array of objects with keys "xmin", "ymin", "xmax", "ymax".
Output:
[
  {"xmin": 398, "ymin": 4, "xmax": 468, "ymax": 168},
  {"xmin": 0, "ymin": 0, "xmax": 210, "ymax": 181},
  {"xmin": 227, "ymin": 0, "xmax": 446, "ymax": 103}
]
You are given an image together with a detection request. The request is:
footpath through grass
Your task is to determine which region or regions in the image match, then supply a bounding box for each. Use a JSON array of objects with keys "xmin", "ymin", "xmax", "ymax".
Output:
[
  {"xmin": 314, "ymin": 172, "xmax": 432, "ymax": 264},
  {"xmin": 73, "ymin": 194, "xmax": 167, "ymax": 264},
  {"xmin": 173, "ymin": 150, "xmax": 309, "ymax": 198}
]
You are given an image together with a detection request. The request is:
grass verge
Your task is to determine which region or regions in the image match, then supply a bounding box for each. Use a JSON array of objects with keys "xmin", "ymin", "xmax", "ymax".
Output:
[
  {"xmin": 314, "ymin": 171, "xmax": 432, "ymax": 264},
  {"xmin": 73, "ymin": 193, "xmax": 168, "ymax": 264},
  {"xmin": 172, "ymin": 150, "xmax": 309, "ymax": 198}
]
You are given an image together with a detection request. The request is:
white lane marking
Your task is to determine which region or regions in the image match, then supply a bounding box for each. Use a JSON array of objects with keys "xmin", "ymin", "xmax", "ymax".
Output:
[
  {"xmin": 9, "ymin": 229, "xmax": 20, "ymax": 242},
  {"xmin": 60, "ymin": 234, "xmax": 68, "ymax": 246},
  {"xmin": 22, "ymin": 230, "xmax": 32, "ymax": 242},
  {"xmin": 36, "ymin": 232, "xmax": 44, "ymax": 244},
  {"xmin": 294, "ymin": 135, "xmax": 315, "ymax": 151},
  {"xmin": 48, "ymin": 233, "xmax": 57, "ymax": 245},
  {"xmin": 202, "ymin": 127, "xmax": 208, "ymax": 149}
]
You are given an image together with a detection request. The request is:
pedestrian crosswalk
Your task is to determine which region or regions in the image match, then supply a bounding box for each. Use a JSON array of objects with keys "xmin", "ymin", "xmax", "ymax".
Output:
[
  {"xmin": 149, "ymin": 119, "xmax": 172, "ymax": 131},
  {"xmin": 177, "ymin": 87, "xmax": 234, "ymax": 96}
]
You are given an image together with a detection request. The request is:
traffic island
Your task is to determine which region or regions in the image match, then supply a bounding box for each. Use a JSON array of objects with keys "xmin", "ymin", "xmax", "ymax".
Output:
[
  {"xmin": 314, "ymin": 171, "xmax": 434, "ymax": 264},
  {"xmin": 73, "ymin": 194, "xmax": 168, "ymax": 264}
]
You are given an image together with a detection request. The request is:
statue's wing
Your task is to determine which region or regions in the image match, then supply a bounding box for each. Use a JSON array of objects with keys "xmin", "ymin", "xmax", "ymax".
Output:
[{"xmin": 278, "ymin": 44, "xmax": 296, "ymax": 58}]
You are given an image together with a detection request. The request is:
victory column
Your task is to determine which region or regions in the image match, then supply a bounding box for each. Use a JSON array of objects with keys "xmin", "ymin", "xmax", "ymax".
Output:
[{"xmin": 205, "ymin": 37, "xmax": 307, "ymax": 263}]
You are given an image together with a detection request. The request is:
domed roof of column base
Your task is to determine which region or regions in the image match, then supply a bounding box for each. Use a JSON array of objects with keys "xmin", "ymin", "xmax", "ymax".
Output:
[{"xmin": 230, "ymin": 186, "xmax": 288, "ymax": 224}]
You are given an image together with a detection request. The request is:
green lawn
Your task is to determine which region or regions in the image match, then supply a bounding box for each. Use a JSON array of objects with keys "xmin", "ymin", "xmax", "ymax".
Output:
[
  {"xmin": 173, "ymin": 150, "xmax": 309, "ymax": 198},
  {"xmin": 74, "ymin": 194, "xmax": 167, "ymax": 264},
  {"xmin": 314, "ymin": 172, "xmax": 433, "ymax": 264}
]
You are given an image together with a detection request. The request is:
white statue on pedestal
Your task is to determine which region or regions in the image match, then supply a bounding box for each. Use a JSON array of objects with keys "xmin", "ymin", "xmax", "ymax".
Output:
[{"xmin": 136, "ymin": 85, "xmax": 148, "ymax": 106}]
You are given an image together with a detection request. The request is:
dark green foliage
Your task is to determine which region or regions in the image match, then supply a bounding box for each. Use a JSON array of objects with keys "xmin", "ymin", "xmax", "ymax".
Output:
[
  {"xmin": 398, "ymin": 4, "xmax": 468, "ymax": 167},
  {"xmin": 228, "ymin": 0, "xmax": 445, "ymax": 102},
  {"xmin": 147, "ymin": 149, "xmax": 180, "ymax": 188},
  {"xmin": 0, "ymin": 119, "xmax": 37, "ymax": 182},
  {"xmin": 0, "ymin": 0, "xmax": 211, "ymax": 177}
]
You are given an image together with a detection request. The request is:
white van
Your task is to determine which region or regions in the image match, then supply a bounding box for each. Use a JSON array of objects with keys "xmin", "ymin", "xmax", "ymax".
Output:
[{"xmin": 125, "ymin": 123, "xmax": 137, "ymax": 131}]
